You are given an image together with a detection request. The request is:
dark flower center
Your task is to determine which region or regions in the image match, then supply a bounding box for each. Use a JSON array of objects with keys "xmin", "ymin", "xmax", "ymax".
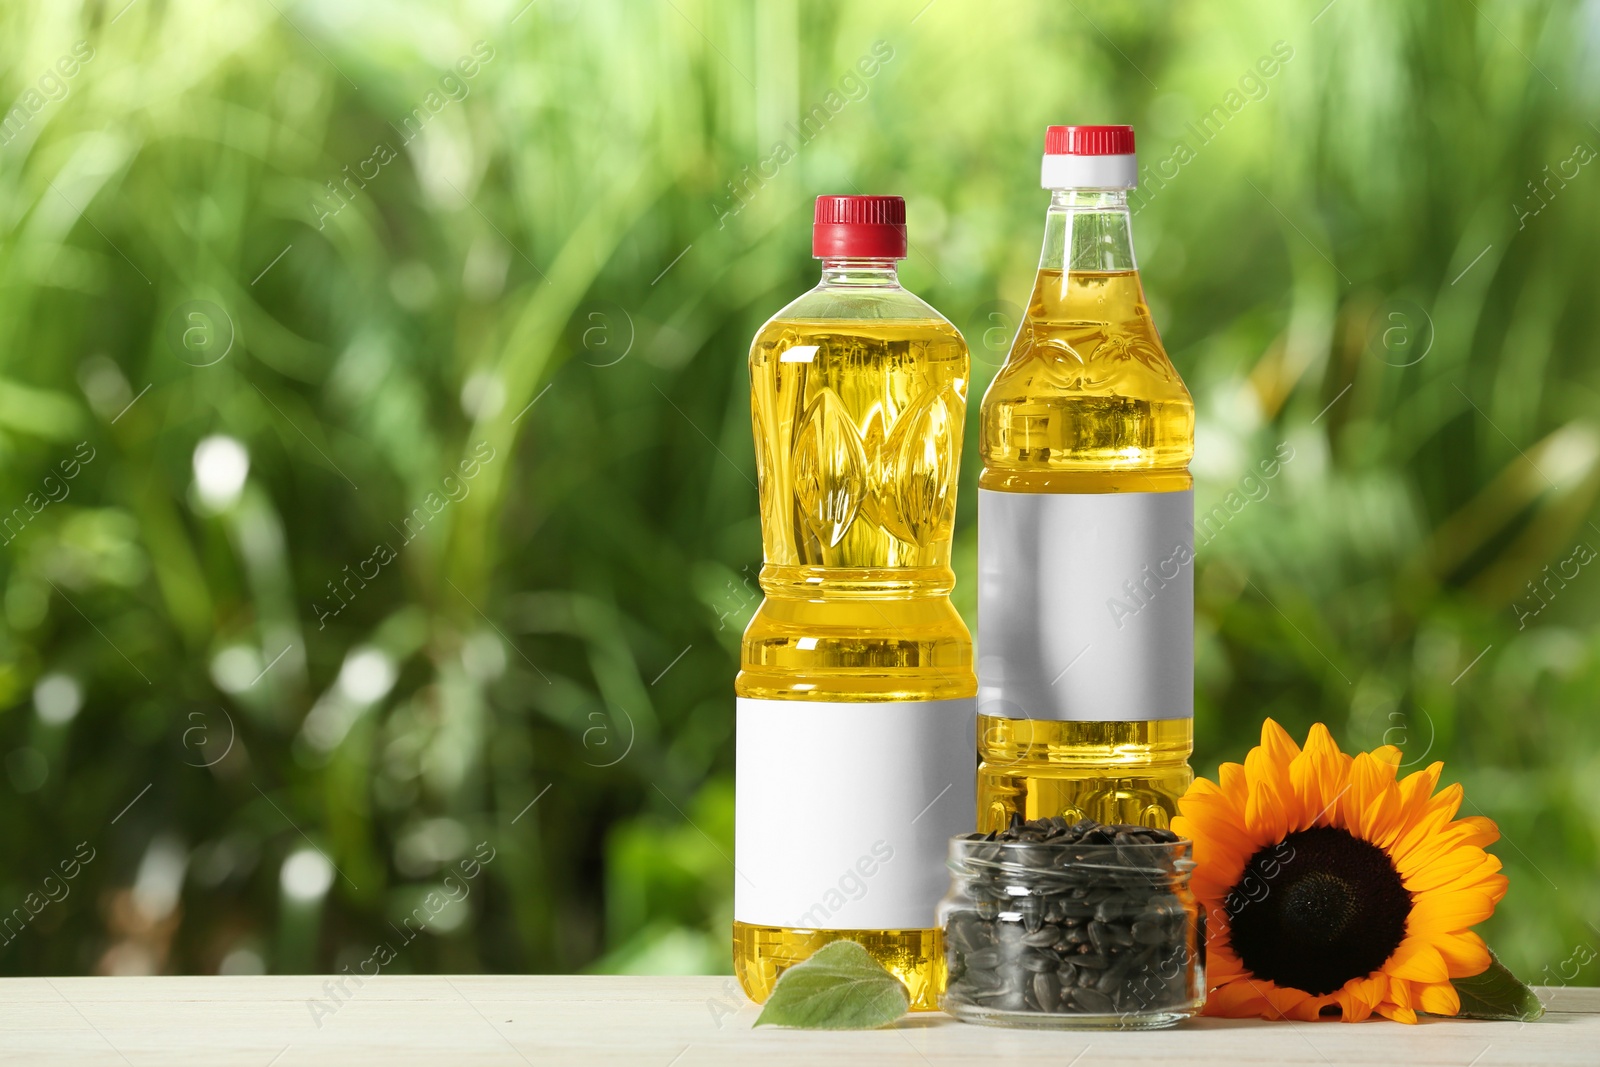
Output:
[{"xmin": 1225, "ymin": 825, "xmax": 1412, "ymax": 997}]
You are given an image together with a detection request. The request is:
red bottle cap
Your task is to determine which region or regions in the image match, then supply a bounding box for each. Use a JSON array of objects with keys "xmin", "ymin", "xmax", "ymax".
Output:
[
  {"xmin": 1044, "ymin": 125, "xmax": 1136, "ymax": 156},
  {"xmin": 812, "ymin": 195, "xmax": 907, "ymax": 259}
]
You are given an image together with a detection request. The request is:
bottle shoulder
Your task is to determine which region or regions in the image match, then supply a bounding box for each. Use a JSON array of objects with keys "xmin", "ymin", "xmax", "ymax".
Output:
[
  {"xmin": 978, "ymin": 268, "xmax": 1193, "ymax": 476},
  {"xmin": 756, "ymin": 283, "xmax": 958, "ymax": 335},
  {"xmin": 981, "ymin": 268, "xmax": 1189, "ymax": 401}
]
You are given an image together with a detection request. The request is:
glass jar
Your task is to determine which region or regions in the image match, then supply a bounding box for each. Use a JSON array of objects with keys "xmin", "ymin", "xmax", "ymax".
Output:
[{"xmin": 938, "ymin": 835, "xmax": 1204, "ymax": 1028}]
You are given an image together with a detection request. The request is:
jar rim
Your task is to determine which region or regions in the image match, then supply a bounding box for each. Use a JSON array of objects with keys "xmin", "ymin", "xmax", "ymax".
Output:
[
  {"xmin": 947, "ymin": 835, "xmax": 1193, "ymax": 853},
  {"xmin": 945, "ymin": 836, "xmax": 1195, "ymax": 877}
]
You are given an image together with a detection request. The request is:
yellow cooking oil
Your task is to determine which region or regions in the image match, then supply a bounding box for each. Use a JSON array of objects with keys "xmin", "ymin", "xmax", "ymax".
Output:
[
  {"xmin": 734, "ymin": 257, "xmax": 976, "ymax": 1011},
  {"xmin": 977, "ymin": 248, "xmax": 1195, "ymax": 831}
]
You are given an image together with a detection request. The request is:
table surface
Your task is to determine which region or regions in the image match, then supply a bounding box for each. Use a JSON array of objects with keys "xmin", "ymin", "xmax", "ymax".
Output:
[{"xmin": 0, "ymin": 976, "xmax": 1592, "ymax": 1066}]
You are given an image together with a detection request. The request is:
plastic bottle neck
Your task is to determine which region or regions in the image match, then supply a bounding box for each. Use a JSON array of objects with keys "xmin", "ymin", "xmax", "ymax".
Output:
[
  {"xmin": 1039, "ymin": 188, "xmax": 1138, "ymax": 273},
  {"xmin": 817, "ymin": 258, "xmax": 903, "ymax": 288}
]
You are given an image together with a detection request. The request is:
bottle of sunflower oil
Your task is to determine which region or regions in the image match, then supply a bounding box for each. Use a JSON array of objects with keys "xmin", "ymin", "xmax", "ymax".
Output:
[
  {"xmin": 734, "ymin": 195, "xmax": 976, "ymax": 1011},
  {"xmin": 976, "ymin": 126, "xmax": 1195, "ymax": 833}
]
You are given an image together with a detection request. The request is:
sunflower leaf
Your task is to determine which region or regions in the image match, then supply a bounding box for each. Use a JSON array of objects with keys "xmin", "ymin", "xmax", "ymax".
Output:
[
  {"xmin": 1448, "ymin": 949, "xmax": 1545, "ymax": 1021},
  {"xmin": 752, "ymin": 940, "xmax": 910, "ymax": 1030}
]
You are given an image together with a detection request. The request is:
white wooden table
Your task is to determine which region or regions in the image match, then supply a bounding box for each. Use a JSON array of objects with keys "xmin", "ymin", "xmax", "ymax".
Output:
[{"xmin": 0, "ymin": 976, "xmax": 1592, "ymax": 1065}]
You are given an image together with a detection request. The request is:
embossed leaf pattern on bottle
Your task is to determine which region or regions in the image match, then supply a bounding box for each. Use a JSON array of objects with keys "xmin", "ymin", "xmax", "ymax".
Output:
[
  {"xmin": 1094, "ymin": 322, "xmax": 1173, "ymax": 380},
  {"xmin": 791, "ymin": 387, "xmax": 867, "ymax": 550},
  {"xmin": 1006, "ymin": 310, "xmax": 1178, "ymax": 394},
  {"xmin": 855, "ymin": 403, "xmax": 890, "ymax": 535},
  {"xmin": 1033, "ymin": 328, "xmax": 1112, "ymax": 392},
  {"xmin": 876, "ymin": 380, "xmax": 959, "ymax": 547},
  {"xmin": 787, "ymin": 378, "xmax": 962, "ymax": 555}
]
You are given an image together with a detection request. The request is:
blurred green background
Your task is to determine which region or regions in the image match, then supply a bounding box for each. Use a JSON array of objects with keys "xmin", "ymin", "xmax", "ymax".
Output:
[{"xmin": 0, "ymin": 0, "xmax": 1595, "ymax": 989}]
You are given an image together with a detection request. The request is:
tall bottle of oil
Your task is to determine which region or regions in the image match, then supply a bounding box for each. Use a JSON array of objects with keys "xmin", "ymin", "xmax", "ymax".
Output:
[
  {"xmin": 977, "ymin": 126, "xmax": 1195, "ymax": 832},
  {"xmin": 734, "ymin": 195, "xmax": 975, "ymax": 1011}
]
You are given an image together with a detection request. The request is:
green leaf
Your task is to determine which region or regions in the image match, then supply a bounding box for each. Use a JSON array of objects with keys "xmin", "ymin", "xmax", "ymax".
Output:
[
  {"xmin": 752, "ymin": 940, "xmax": 910, "ymax": 1030},
  {"xmin": 1448, "ymin": 949, "xmax": 1545, "ymax": 1021}
]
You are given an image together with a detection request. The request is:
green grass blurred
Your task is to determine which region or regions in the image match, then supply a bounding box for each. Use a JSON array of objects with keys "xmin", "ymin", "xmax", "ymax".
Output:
[{"xmin": 0, "ymin": 0, "xmax": 1595, "ymax": 989}]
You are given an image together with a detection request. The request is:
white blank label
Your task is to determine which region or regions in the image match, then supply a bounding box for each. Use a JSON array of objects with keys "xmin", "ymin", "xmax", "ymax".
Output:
[
  {"xmin": 978, "ymin": 489, "xmax": 1193, "ymax": 722},
  {"xmin": 734, "ymin": 697, "xmax": 975, "ymax": 929}
]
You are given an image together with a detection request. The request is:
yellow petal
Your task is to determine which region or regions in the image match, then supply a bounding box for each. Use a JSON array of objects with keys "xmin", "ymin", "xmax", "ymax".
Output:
[
  {"xmin": 1386, "ymin": 939, "xmax": 1449, "ymax": 983},
  {"xmin": 1207, "ymin": 978, "xmax": 1271, "ymax": 1018},
  {"xmin": 1389, "ymin": 800, "xmax": 1465, "ymax": 870},
  {"xmin": 1373, "ymin": 761, "xmax": 1442, "ymax": 850},
  {"xmin": 1402, "ymin": 844, "xmax": 1498, "ymax": 894},
  {"xmin": 1394, "ymin": 762, "xmax": 1443, "ymax": 817},
  {"xmin": 1284, "ymin": 994, "xmax": 1331, "ymax": 1021},
  {"xmin": 1191, "ymin": 872, "xmax": 1234, "ymax": 905},
  {"xmin": 1486, "ymin": 871, "xmax": 1509, "ymax": 905},
  {"xmin": 1417, "ymin": 981, "xmax": 1461, "ymax": 1016},
  {"xmin": 1244, "ymin": 732, "xmax": 1295, "ymax": 843},
  {"xmin": 1260, "ymin": 717, "xmax": 1304, "ymax": 761},
  {"xmin": 1176, "ymin": 789, "xmax": 1255, "ymax": 853},
  {"xmin": 1422, "ymin": 780, "xmax": 1465, "ymax": 823},
  {"xmin": 1431, "ymin": 931, "xmax": 1492, "ymax": 978},
  {"xmin": 1423, "ymin": 857, "xmax": 1505, "ymax": 901},
  {"xmin": 1370, "ymin": 744, "xmax": 1403, "ymax": 772},
  {"xmin": 1206, "ymin": 944, "xmax": 1246, "ymax": 981},
  {"xmin": 1339, "ymin": 752, "xmax": 1399, "ymax": 842},
  {"xmin": 1408, "ymin": 889, "xmax": 1497, "ymax": 935},
  {"xmin": 1243, "ymin": 767, "xmax": 1291, "ymax": 843},
  {"xmin": 1218, "ymin": 761, "xmax": 1249, "ymax": 807},
  {"xmin": 1456, "ymin": 815, "xmax": 1501, "ymax": 847},
  {"xmin": 1260, "ymin": 982, "xmax": 1315, "ymax": 1020},
  {"xmin": 1396, "ymin": 821, "xmax": 1503, "ymax": 880},
  {"xmin": 1336, "ymin": 992, "xmax": 1375, "ymax": 1022},
  {"xmin": 1288, "ymin": 723, "xmax": 1352, "ymax": 829},
  {"xmin": 1174, "ymin": 793, "xmax": 1254, "ymax": 891},
  {"xmin": 1361, "ymin": 777, "xmax": 1403, "ymax": 844}
]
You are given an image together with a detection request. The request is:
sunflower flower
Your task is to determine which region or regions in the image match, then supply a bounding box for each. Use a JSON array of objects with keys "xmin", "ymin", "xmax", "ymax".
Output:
[{"xmin": 1171, "ymin": 719, "xmax": 1507, "ymax": 1023}]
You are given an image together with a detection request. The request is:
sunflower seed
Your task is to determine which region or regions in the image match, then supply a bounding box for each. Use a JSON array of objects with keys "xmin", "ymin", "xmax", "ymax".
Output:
[
  {"xmin": 1032, "ymin": 970, "xmax": 1061, "ymax": 1010},
  {"xmin": 1019, "ymin": 948, "xmax": 1058, "ymax": 973},
  {"xmin": 963, "ymin": 947, "xmax": 1001, "ymax": 969},
  {"xmin": 1093, "ymin": 899, "xmax": 1124, "ymax": 922},
  {"xmin": 1073, "ymin": 987, "xmax": 1115, "ymax": 1013},
  {"xmin": 1022, "ymin": 926, "xmax": 1061, "ymax": 947}
]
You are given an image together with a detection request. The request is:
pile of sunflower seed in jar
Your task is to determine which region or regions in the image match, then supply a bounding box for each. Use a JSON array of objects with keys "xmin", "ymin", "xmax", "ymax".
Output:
[{"xmin": 943, "ymin": 817, "xmax": 1199, "ymax": 1019}]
